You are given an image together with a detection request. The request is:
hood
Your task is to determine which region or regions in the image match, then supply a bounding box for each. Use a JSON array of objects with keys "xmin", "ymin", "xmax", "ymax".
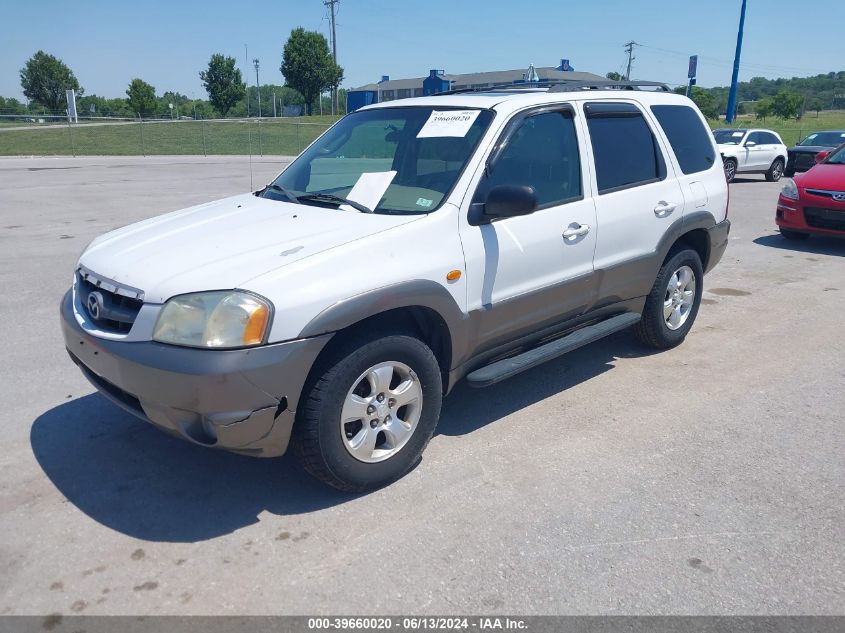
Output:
[
  {"xmin": 79, "ymin": 193, "xmax": 420, "ymax": 303},
  {"xmin": 795, "ymin": 163, "xmax": 845, "ymax": 191}
]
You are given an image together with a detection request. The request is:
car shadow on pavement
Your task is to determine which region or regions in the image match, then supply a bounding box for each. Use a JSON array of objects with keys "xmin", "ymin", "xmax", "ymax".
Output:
[
  {"xmin": 729, "ymin": 177, "xmax": 763, "ymax": 184},
  {"xmin": 753, "ymin": 233, "xmax": 845, "ymax": 257},
  {"xmin": 30, "ymin": 395, "xmax": 356, "ymax": 543},
  {"xmin": 437, "ymin": 330, "xmax": 656, "ymax": 437},
  {"xmin": 31, "ymin": 331, "xmax": 655, "ymax": 543}
]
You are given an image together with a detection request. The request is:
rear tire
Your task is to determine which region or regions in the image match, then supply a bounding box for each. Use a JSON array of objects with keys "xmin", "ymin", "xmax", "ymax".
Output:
[
  {"xmin": 294, "ymin": 330, "xmax": 443, "ymax": 492},
  {"xmin": 765, "ymin": 158, "xmax": 785, "ymax": 182},
  {"xmin": 635, "ymin": 248, "xmax": 704, "ymax": 350},
  {"xmin": 780, "ymin": 228, "xmax": 810, "ymax": 241},
  {"xmin": 723, "ymin": 158, "xmax": 737, "ymax": 183}
]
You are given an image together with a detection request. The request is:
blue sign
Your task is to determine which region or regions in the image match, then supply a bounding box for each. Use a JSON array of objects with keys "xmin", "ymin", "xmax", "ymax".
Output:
[{"xmin": 688, "ymin": 55, "xmax": 698, "ymax": 79}]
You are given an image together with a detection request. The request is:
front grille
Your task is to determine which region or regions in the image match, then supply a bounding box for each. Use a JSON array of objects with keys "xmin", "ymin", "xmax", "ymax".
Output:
[
  {"xmin": 804, "ymin": 207, "xmax": 845, "ymax": 232},
  {"xmin": 77, "ymin": 270, "xmax": 144, "ymax": 333},
  {"xmin": 793, "ymin": 153, "xmax": 817, "ymax": 170}
]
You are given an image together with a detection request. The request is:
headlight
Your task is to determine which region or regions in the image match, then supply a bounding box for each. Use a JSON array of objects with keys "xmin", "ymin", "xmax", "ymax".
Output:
[
  {"xmin": 780, "ymin": 179, "xmax": 799, "ymax": 200},
  {"xmin": 153, "ymin": 291, "xmax": 272, "ymax": 348}
]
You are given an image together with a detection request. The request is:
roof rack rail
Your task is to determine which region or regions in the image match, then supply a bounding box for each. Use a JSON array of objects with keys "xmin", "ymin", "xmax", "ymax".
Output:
[{"xmin": 439, "ymin": 79, "xmax": 671, "ymax": 96}]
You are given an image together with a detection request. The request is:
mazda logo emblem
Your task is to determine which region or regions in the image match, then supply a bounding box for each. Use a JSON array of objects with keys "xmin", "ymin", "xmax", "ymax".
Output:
[
  {"xmin": 87, "ymin": 291, "xmax": 104, "ymax": 320},
  {"xmin": 833, "ymin": 192, "xmax": 845, "ymax": 202}
]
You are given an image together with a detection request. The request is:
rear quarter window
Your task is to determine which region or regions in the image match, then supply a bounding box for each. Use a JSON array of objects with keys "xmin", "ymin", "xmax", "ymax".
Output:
[{"xmin": 650, "ymin": 105, "xmax": 716, "ymax": 175}]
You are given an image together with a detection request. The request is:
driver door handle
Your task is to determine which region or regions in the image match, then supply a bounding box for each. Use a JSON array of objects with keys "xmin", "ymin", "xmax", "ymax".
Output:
[
  {"xmin": 562, "ymin": 224, "xmax": 591, "ymax": 239},
  {"xmin": 654, "ymin": 201, "xmax": 677, "ymax": 217}
]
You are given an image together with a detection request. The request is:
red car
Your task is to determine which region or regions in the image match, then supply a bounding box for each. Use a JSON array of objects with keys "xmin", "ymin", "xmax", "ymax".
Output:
[{"xmin": 776, "ymin": 142, "xmax": 845, "ymax": 240}]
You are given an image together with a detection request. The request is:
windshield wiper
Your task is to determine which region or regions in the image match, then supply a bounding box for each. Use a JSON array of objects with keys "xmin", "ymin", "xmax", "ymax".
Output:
[
  {"xmin": 297, "ymin": 192, "xmax": 374, "ymax": 214},
  {"xmin": 263, "ymin": 183, "xmax": 300, "ymax": 204}
]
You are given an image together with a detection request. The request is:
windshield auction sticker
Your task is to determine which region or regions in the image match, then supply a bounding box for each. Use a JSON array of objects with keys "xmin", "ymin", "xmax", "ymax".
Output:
[{"xmin": 417, "ymin": 110, "xmax": 481, "ymax": 138}]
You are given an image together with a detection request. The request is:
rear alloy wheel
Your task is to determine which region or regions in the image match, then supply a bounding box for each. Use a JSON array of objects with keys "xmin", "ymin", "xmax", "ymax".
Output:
[
  {"xmin": 766, "ymin": 158, "xmax": 785, "ymax": 182},
  {"xmin": 780, "ymin": 228, "xmax": 810, "ymax": 241},
  {"xmin": 634, "ymin": 248, "xmax": 704, "ymax": 350},
  {"xmin": 723, "ymin": 158, "xmax": 737, "ymax": 183}
]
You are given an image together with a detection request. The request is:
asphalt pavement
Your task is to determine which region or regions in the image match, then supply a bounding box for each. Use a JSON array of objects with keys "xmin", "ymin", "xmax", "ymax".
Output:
[{"xmin": 0, "ymin": 156, "xmax": 842, "ymax": 616}]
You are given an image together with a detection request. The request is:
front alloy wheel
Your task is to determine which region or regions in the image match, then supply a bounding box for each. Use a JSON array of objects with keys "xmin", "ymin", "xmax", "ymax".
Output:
[
  {"xmin": 294, "ymin": 331, "xmax": 442, "ymax": 492},
  {"xmin": 341, "ymin": 361, "xmax": 423, "ymax": 463}
]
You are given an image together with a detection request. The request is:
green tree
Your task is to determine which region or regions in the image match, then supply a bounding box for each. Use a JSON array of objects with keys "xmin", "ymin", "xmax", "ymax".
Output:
[
  {"xmin": 281, "ymin": 28, "xmax": 344, "ymax": 115},
  {"xmin": 755, "ymin": 98, "xmax": 773, "ymax": 120},
  {"xmin": 689, "ymin": 86, "xmax": 719, "ymax": 120},
  {"xmin": 19, "ymin": 50, "xmax": 82, "ymax": 111},
  {"xmin": 770, "ymin": 90, "xmax": 803, "ymax": 120},
  {"xmin": 126, "ymin": 78, "xmax": 157, "ymax": 115},
  {"xmin": 0, "ymin": 96, "xmax": 28, "ymax": 114},
  {"xmin": 199, "ymin": 54, "xmax": 246, "ymax": 116},
  {"xmin": 808, "ymin": 96, "xmax": 823, "ymax": 117},
  {"xmin": 605, "ymin": 71, "xmax": 622, "ymax": 81}
]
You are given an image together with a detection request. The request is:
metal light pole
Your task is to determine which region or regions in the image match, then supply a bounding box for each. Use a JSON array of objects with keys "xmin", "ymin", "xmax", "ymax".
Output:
[
  {"xmin": 253, "ymin": 58, "xmax": 261, "ymax": 118},
  {"xmin": 726, "ymin": 0, "xmax": 747, "ymax": 124},
  {"xmin": 244, "ymin": 44, "xmax": 250, "ymax": 117}
]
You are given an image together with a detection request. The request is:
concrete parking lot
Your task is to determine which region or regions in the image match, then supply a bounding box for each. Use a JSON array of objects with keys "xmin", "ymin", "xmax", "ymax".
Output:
[{"xmin": 0, "ymin": 156, "xmax": 843, "ymax": 616}]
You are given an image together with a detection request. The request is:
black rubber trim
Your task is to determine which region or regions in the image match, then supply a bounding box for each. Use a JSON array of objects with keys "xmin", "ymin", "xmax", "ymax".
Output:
[{"xmin": 465, "ymin": 312, "xmax": 641, "ymax": 387}]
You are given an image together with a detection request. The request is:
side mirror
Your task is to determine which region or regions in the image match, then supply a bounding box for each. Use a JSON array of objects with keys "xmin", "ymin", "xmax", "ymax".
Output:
[
  {"xmin": 470, "ymin": 185, "xmax": 538, "ymax": 224},
  {"xmin": 744, "ymin": 141, "xmax": 756, "ymax": 147},
  {"xmin": 815, "ymin": 150, "xmax": 830, "ymax": 164}
]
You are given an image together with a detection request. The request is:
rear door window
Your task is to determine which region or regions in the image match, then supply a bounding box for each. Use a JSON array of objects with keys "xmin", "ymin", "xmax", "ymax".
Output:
[
  {"xmin": 650, "ymin": 104, "xmax": 717, "ymax": 175},
  {"xmin": 585, "ymin": 102, "xmax": 666, "ymax": 194}
]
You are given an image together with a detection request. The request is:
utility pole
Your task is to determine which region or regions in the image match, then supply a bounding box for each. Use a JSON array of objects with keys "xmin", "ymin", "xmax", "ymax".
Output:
[
  {"xmin": 623, "ymin": 41, "xmax": 639, "ymax": 81},
  {"xmin": 726, "ymin": 0, "xmax": 747, "ymax": 124},
  {"xmin": 253, "ymin": 58, "xmax": 261, "ymax": 118},
  {"xmin": 325, "ymin": 0, "xmax": 339, "ymax": 115},
  {"xmin": 244, "ymin": 44, "xmax": 250, "ymax": 117}
]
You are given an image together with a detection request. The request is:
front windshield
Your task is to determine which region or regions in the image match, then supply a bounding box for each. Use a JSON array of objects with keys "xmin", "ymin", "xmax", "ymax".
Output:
[
  {"xmin": 825, "ymin": 144, "xmax": 845, "ymax": 164},
  {"xmin": 266, "ymin": 106, "xmax": 494, "ymax": 214},
  {"xmin": 798, "ymin": 131, "xmax": 845, "ymax": 147},
  {"xmin": 713, "ymin": 129, "xmax": 746, "ymax": 145}
]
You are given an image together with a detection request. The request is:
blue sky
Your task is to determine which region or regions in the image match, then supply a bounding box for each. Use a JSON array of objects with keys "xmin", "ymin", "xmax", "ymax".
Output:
[{"xmin": 1, "ymin": 0, "xmax": 842, "ymax": 101}]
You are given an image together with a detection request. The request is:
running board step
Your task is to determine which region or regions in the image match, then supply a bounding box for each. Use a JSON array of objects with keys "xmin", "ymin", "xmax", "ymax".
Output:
[{"xmin": 465, "ymin": 312, "xmax": 641, "ymax": 388}]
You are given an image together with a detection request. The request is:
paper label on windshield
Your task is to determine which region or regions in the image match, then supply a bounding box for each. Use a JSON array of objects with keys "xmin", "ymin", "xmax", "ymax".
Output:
[
  {"xmin": 342, "ymin": 171, "xmax": 396, "ymax": 212},
  {"xmin": 417, "ymin": 110, "xmax": 480, "ymax": 138},
  {"xmin": 732, "ymin": 132, "xmax": 744, "ymax": 137}
]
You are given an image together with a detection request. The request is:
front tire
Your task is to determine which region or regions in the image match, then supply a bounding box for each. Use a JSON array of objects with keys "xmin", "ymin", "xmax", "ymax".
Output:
[
  {"xmin": 780, "ymin": 228, "xmax": 810, "ymax": 241},
  {"xmin": 766, "ymin": 158, "xmax": 785, "ymax": 182},
  {"xmin": 723, "ymin": 158, "xmax": 737, "ymax": 183},
  {"xmin": 294, "ymin": 331, "xmax": 443, "ymax": 492},
  {"xmin": 634, "ymin": 248, "xmax": 704, "ymax": 350}
]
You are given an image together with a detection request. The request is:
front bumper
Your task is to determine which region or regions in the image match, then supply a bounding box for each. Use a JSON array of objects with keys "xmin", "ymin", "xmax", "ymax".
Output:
[
  {"xmin": 776, "ymin": 195, "xmax": 845, "ymax": 237},
  {"xmin": 61, "ymin": 289, "xmax": 332, "ymax": 457}
]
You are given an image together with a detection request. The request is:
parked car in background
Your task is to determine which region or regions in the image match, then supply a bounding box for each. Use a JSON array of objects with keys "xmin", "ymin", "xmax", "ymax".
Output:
[
  {"xmin": 713, "ymin": 128, "xmax": 788, "ymax": 183},
  {"xmin": 777, "ymin": 142, "xmax": 845, "ymax": 240},
  {"xmin": 785, "ymin": 130, "xmax": 845, "ymax": 176}
]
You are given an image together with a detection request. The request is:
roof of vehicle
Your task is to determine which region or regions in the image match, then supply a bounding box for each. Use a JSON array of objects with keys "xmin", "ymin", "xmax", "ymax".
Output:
[{"xmin": 359, "ymin": 81, "xmax": 692, "ymax": 116}]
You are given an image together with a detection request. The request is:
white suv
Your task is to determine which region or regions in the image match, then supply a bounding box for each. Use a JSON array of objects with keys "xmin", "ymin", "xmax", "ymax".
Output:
[
  {"xmin": 713, "ymin": 128, "xmax": 788, "ymax": 183},
  {"xmin": 61, "ymin": 81, "xmax": 730, "ymax": 491}
]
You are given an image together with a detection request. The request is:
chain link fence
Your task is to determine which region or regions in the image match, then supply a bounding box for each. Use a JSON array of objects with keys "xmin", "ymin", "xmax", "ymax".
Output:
[{"xmin": 0, "ymin": 116, "xmax": 334, "ymax": 156}]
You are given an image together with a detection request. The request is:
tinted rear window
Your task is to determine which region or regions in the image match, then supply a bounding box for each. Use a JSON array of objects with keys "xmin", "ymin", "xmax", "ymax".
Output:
[
  {"xmin": 586, "ymin": 103, "xmax": 666, "ymax": 194},
  {"xmin": 651, "ymin": 105, "xmax": 716, "ymax": 175}
]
